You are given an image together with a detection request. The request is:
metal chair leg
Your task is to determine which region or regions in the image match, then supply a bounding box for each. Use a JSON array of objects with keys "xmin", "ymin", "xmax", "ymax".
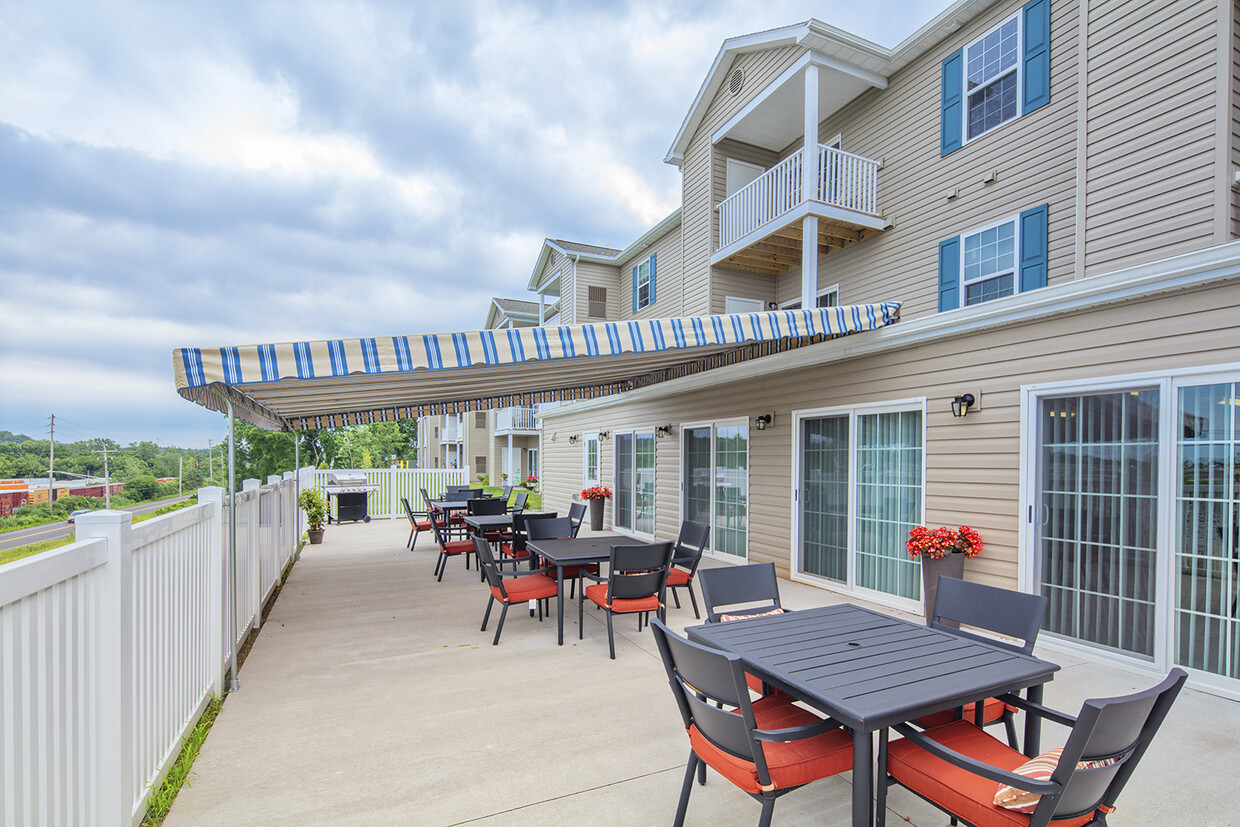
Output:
[
  {"xmin": 687, "ymin": 584, "xmax": 700, "ymax": 619},
  {"xmin": 481, "ymin": 595, "xmax": 494, "ymax": 632},
  {"xmin": 492, "ymin": 603, "xmax": 509, "ymax": 646},
  {"xmin": 757, "ymin": 797, "xmax": 775, "ymax": 827},
  {"xmin": 674, "ymin": 752, "xmax": 698, "ymax": 827},
  {"xmin": 606, "ymin": 611, "xmax": 616, "ymax": 659}
]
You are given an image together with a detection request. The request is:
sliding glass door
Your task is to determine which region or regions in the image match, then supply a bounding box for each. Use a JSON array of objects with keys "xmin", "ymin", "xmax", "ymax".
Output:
[
  {"xmin": 614, "ymin": 431, "xmax": 655, "ymax": 537},
  {"xmin": 683, "ymin": 422, "xmax": 748, "ymax": 559},
  {"xmin": 797, "ymin": 404, "xmax": 923, "ymax": 601}
]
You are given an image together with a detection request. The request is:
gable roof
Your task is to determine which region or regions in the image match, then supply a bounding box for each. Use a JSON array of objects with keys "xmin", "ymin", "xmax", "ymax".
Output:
[
  {"xmin": 484, "ymin": 297, "xmax": 541, "ymax": 330},
  {"xmin": 526, "ymin": 210, "xmax": 682, "ymax": 290},
  {"xmin": 664, "ymin": 0, "xmax": 1001, "ymax": 165}
]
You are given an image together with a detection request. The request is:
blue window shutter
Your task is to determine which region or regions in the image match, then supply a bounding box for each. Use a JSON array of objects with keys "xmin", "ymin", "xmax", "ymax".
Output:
[
  {"xmin": 940, "ymin": 49, "xmax": 964, "ymax": 156},
  {"xmin": 1019, "ymin": 204, "xmax": 1049, "ymax": 292},
  {"xmin": 649, "ymin": 253, "xmax": 656, "ymax": 305},
  {"xmin": 938, "ymin": 237, "xmax": 961, "ymax": 311},
  {"xmin": 632, "ymin": 266, "xmax": 639, "ymax": 313},
  {"xmin": 1022, "ymin": 0, "xmax": 1051, "ymax": 113}
]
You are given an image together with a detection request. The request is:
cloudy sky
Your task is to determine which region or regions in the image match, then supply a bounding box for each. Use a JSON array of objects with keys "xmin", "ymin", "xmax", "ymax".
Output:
[{"xmin": 0, "ymin": 0, "xmax": 949, "ymax": 449}]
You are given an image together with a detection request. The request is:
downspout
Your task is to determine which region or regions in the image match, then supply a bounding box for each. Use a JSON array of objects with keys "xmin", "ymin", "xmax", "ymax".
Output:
[{"xmin": 209, "ymin": 386, "xmax": 241, "ymax": 692}]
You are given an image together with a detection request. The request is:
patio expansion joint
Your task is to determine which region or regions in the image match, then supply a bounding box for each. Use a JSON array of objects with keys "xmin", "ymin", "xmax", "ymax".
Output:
[{"xmin": 442, "ymin": 765, "xmax": 685, "ymax": 826}]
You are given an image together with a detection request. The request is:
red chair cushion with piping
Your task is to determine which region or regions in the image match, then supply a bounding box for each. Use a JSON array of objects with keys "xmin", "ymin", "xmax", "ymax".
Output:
[
  {"xmin": 687, "ymin": 696, "xmax": 852, "ymax": 794},
  {"xmin": 886, "ymin": 720, "xmax": 1094, "ymax": 827},
  {"xmin": 584, "ymin": 584, "xmax": 660, "ymax": 614},
  {"xmin": 916, "ymin": 696, "xmax": 1012, "ymax": 729},
  {"xmin": 491, "ymin": 573, "xmax": 558, "ymax": 603},
  {"xmin": 440, "ymin": 540, "xmax": 473, "ymax": 555},
  {"xmin": 414, "ymin": 520, "xmax": 434, "ymax": 530},
  {"xmin": 666, "ymin": 568, "xmax": 692, "ymax": 586}
]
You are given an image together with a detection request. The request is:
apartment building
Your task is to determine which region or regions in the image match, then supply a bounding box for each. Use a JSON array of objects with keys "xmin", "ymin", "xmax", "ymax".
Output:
[{"xmin": 530, "ymin": 0, "xmax": 1240, "ymax": 695}]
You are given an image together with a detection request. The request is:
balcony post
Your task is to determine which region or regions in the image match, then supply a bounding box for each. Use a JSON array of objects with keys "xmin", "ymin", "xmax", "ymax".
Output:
[{"xmin": 801, "ymin": 63, "xmax": 820, "ymax": 309}]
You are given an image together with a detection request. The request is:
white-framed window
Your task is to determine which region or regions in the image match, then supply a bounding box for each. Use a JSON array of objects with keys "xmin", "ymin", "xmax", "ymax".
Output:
[
  {"xmin": 781, "ymin": 285, "xmax": 840, "ymax": 310},
  {"xmin": 582, "ymin": 432, "xmax": 600, "ymax": 487},
  {"xmin": 635, "ymin": 255, "xmax": 655, "ymax": 310},
  {"xmin": 614, "ymin": 430, "xmax": 656, "ymax": 537},
  {"xmin": 962, "ymin": 215, "xmax": 1018, "ymax": 306},
  {"xmin": 682, "ymin": 419, "xmax": 749, "ymax": 560},
  {"xmin": 965, "ymin": 14, "xmax": 1021, "ymax": 142},
  {"xmin": 526, "ymin": 448, "xmax": 538, "ymax": 478},
  {"xmin": 724, "ymin": 296, "xmax": 766, "ymax": 315},
  {"xmin": 793, "ymin": 399, "xmax": 926, "ymax": 610}
]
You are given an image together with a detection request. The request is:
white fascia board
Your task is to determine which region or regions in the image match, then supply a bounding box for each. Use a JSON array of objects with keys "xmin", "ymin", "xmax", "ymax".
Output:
[
  {"xmin": 664, "ymin": 23, "xmax": 808, "ymax": 166},
  {"xmin": 886, "ymin": 0, "xmax": 1001, "ymax": 73},
  {"xmin": 527, "ymin": 242, "xmax": 558, "ymax": 290},
  {"xmin": 616, "ymin": 209, "xmax": 682, "ymax": 263},
  {"xmin": 540, "ymin": 240, "xmax": 1240, "ymax": 420}
]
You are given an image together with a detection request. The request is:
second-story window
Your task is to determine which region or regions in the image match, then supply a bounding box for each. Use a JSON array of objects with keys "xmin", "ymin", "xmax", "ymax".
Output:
[
  {"xmin": 588, "ymin": 286, "xmax": 607, "ymax": 318},
  {"xmin": 474, "ymin": 412, "xmax": 486, "ymax": 429},
  {"xmin": 937, "ymin": 204, "xmax": 1048, "ymax": 311},
  {"xmin": 941, "ymin": 0, "xmax": 1050, "ymax": 155},
  {"xmin": 632, "ymin": 254, "xmax": 656, "ymax": 311}
]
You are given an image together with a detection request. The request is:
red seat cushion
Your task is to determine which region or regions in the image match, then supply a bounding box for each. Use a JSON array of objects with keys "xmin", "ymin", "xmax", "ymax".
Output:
[
  {"xmin": 666, "ymin": 568, "xmax": 692, "ymax": 586},
  {"xmin": 584, "ymin": 583, "xmax": 660, "ymax": 614},
  {"xmin": 887, "ymin": 720, "xmax": 1095, "ymax": 827},
  {"xmin": 440, "ymin": 540, "xmax": 473, "ymax": 555},
  {"xmin": 917, "ymin": 696, "xmax": 1012, "ymax": 729},
  {"xmin": 492, "ymin": 573, "xmax": 559, "ymax": 603},
  {"xmin": 744, "ymin": 673, "xmax": 795, "ymax": 701},
  {"xmin": 688, "ymin": 696, "xmax": 852, "ymax": 794},
  {"xmin": 500, "ymin": 543, "xmax": 530, "ymax": 559},
  {"xmin": 413, "ymin": 520, "xmax": 434, "ymax": 530}
]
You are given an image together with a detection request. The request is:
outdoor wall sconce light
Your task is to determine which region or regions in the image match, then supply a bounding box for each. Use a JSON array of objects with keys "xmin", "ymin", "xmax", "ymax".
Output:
[
  {"xmin": 754, "ymin": 414, "xmax": 773, "ymax": 431},
  {"xmin": 656, "ymin": 424, "xmax": 672, "ymax": 438},
  {"xmin": 568, "ymin": 434, "xmax": 579, "ymax": 444},
  {"xmin": 598, "ymin": 431, "xmax": 610, "ymax": 440},
  {"xmin": 951, "ymin": 394, "xmax": 976, "ymax": 418}
]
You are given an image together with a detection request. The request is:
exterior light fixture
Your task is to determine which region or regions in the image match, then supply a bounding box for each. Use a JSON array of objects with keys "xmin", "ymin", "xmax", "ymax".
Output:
[
  {"xmin": 598, "ymin": 431, "xmax": 610, "ymax": 440},
  {"xmin": 754, "ymin": 414, "xmax": 772, "ymax": 431},
  {"xmin": 951, "ymin": 394, "xmax": 976, "ymax": 418},
  {"xmin": 568, "ymin": 434, "xmax": 579, "ymax": 444},
  {"xmin": 656, "ymin": 424, "xmax": 672, "ymax": 438}
]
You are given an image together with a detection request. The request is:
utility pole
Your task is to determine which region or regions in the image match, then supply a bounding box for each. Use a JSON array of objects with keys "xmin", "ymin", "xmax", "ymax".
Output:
[
  {"xmin": 179, "ymin": 456, "xmax": 183, "ymax": 495},
  {"xmin": 207, "ymin": 440, "xmax": 214, "ymax": 484},
  {"xmin": 47, "ymin": 414, "xmax": 55, "ymax": 512},
  {"xmin": 93, "ymin": 443, "xmax": 115, "ymax": 509}
]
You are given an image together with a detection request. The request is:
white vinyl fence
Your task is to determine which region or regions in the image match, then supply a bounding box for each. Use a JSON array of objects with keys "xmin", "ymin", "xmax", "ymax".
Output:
[
  {"xmin": 0, "ymin": 467, "xmax": 313, "ymax": 826},
  {"xmin": 313, "ymin": 468, "xmax": 468, "ymax": 521}
]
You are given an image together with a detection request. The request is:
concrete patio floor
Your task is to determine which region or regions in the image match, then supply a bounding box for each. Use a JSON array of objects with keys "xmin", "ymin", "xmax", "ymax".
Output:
[{"xmin": 168, "ymin": 520, "xmax": 1236, "ymax": 826}]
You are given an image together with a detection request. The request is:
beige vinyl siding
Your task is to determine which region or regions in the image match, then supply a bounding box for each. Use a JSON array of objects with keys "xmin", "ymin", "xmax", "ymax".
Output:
[
  {"xmin": 1083, "ymin": 0, "xmax": 1219, "ymax": 274},
  {"xmin": 540, "ymin": 278, "xmax": 1240, "ymax": 589},
  {"xmin": 711, "ymin": 267, "xmax": 775, "ymax": 313},
  {"xmin": 1231, "ymin": 0, "xmax": 1240, "ymax": 237},
  {"xmin": 572, "ymin": 261, "xmax": 620, "ymax": 321},
  {"xmin": 617, "ymin": 223, "xmax": 684, "ymax": 319},
  {"xmin": 680, "ymin": 45, "xmax": 806, "ymax": 317}
]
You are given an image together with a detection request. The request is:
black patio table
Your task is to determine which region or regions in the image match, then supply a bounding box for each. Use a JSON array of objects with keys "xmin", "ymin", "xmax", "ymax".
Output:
[
  {"xmin": 686, "ymin": 603, "xmax": 1059, "ymax": 827},
  {"xmin": 525, "ymin": 535, "xmax": 629, "ymax": 646},
  {"xmin": 461, "ymin": 513, "xmax": 516, "ymax": 534}
]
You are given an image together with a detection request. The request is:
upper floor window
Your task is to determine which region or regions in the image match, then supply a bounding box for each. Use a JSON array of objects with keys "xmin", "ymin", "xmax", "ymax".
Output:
[
  {"xmin": 632, "ymin": 254, "xmax": 656, "ymax": 311},
  {"xmin": 588, "ymin": 285, "xmax": 607, "ymax": 318},
  {"xmin": 941, "ymin": 0, "xmax": 1050, "ymax": 155},
  {"xmin": 474, "ymin": 412, "xmax": 487, "ymax": 429},
  {"xmin": 938, "ymin": 205, "xmax": 1047, "ymax": 311}
]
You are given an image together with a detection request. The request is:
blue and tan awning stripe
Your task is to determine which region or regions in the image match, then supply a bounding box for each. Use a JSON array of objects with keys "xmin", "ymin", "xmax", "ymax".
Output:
[{"xmin": 173, "ymin": 302, "xmax": 900, "ymax": 430}]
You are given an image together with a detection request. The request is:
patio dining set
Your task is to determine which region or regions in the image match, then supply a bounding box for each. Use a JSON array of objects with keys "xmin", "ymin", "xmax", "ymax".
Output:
[{"xmin": 401, "ymin": 490, "xmax": 1187, "ymax": 827}]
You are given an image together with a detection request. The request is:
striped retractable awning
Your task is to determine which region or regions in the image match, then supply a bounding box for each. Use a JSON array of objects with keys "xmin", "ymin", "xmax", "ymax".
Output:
[{"xmin": 173, "ymin": 302, "xmax": 901, "ymax": 431}]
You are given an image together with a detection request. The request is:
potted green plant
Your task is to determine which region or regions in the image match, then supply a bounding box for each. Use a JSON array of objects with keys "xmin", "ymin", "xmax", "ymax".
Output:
[
  {"xmin": 580, "ymin": 485, "xmax": 612, "ymax": 531},
  {"xmin": 298, "ymin": 489, "xmax": 328, "ymax": 544},
  {"xmin": 906, "ymin": 525, "xmax": 983, "ymax": 623}
]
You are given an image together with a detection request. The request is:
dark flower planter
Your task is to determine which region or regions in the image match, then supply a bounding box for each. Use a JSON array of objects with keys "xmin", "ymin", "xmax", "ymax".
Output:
[
  {"xmin": 589, "ymin": 498, "xmax": 605, "ymax": 531},
  {"xmin": 920, "ymin": 551, "xmax": 965, "ymax": 625},
  {"xmin": 308, "ymin": 528, "xmax": 325, "ymax": 545}
]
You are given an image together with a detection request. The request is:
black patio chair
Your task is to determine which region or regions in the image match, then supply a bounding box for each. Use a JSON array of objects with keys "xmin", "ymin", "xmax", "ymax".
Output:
[
  {"xmin": 876, "ymin": 668, "xmax": 1188, "ymax": 827},
  {"xmin": 430, "ymin": 516, "xmax": 475, "ymax": 581},
  {"xmin": 500, "ymin": 511, "xmax": 558, "ymax": 561},
  {"xmin": 473, "ymin": 536, "xmax": 558, "ymax": 645},
  {"xmin": 525, "ymin": 516, "xmax": 593, "ymax": 598},
  {"xmin": 915, "ymin": 576, "xmax": 1049, "ymax": 748},
  {"xmin": 581, "ymin": 542, "xmax": 673, "ymax": 659},
  {"xmin": 650, "ymin": 618, "xmax": 852, "ymax": 827},
  {"xmin": 400, "ymin": 496, "xmax": 433, "ymax": 550},
  {"xmin": 567, "ymin": 501, "xmax": 587, "ymax": 536},
  {"xmin": 698, "ymin": 562, "xmax": 786, "ymax": 623},
  {"xmin": 510, "ymin": 490, "xmax": 529, "ymax": 513},
  {"xmin": 666, "ymin": 520, "xmax": 710, "ymax": 618}
]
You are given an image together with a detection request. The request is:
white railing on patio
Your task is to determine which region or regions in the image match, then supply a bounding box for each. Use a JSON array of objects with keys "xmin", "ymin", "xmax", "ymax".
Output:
[
  {"xmin": 0, "ymin": 468, "xmax": 311, "ymax": 826},
  {"xmin": 312, "ymin": 468, "xmax": 468, "ymax": 521},
  {"xmin": 716, "ymin": 144, "xmax": 880, "ymax": 248},
  {"xmin": 441, "ymin": 418, "xmax": 462, "ymax": 442},
  {"xmin": 495, "ymin": 406, "xmax": 538, "ymax": 432}
]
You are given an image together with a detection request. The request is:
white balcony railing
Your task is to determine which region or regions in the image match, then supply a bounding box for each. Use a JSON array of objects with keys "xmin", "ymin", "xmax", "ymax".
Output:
[
  {"xmin": 495, "ymin": 406, "xmax": 538, "ymax": 432},
  {"xmin": 442, "ymin": 419, "xmax": 461, "ymax": 442},
  {"xmin": 717, "ymin": 144, "xmax": 880, "ymax": 248}
]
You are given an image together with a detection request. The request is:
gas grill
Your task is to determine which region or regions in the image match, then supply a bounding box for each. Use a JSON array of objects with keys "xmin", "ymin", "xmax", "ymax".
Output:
[{"xmin": 323, "ymin": 472, "xmax": 380, "ymax": 523}]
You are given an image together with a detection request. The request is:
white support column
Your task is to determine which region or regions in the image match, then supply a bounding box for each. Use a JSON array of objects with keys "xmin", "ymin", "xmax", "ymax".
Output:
[
  {"xmin": 802, "ymin": 63, "xmax": 821, "ymax": 310},
  {"xmin": 242, "ymin": 479, "xmax": 261, "ymax": 631},
  {"xmin": 77, "ymin": 509, "xmax": 134, "ymax": 823},
  {"xmin": 507, "ymin": 433, "xmax": 514, "ymax": 484}
]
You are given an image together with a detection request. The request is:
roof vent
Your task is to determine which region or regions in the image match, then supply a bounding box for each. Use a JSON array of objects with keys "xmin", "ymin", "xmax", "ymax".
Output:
[{"xmin": 729, "ymin": 68, "xmax": 744, "ymax": 96}]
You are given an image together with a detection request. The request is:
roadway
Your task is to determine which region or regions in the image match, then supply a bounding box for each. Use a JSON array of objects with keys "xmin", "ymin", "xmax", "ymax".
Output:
[{"xmin": 0, "ymin": 495, "xmax": 193, "ymax": 553}]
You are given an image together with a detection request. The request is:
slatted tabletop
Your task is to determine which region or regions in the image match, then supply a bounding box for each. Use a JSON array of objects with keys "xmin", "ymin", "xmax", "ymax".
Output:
[
  {"xmin": 527, "ymin": 535, "xmax": 630, "ymax": 645},
  {"xmin": 686, "ymin": 603, "xmax": 1059, "ymax": 827}
]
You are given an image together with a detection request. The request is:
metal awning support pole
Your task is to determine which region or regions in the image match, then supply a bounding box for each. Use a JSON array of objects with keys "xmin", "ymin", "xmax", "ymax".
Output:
[
  {"xmin": 210, "ymin": 387, "xmax": 241, "ymax": 692},
  {"xmin": 294, "ymin": 436, "xmax": 300, "ymax": 550}
]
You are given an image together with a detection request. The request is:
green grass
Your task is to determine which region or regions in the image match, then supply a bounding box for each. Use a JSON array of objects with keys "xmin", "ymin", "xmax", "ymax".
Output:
[
  {"xmin": 140, "ymin": 695, "xmax": 224, "ymax": 827},
  {"xmin": 0, "ymin": 498, "xmax": 195, "ymax": 568},
  {"xmin": 480, "ymin": 486, "xmax": 542, "ymax": 510}
]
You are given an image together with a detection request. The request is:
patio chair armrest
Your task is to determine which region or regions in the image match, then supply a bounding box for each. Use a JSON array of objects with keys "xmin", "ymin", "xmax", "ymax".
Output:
[
  {"xmin": 754, "ymin": 717, "xmax": 844, "ymax": 743},
  {"xmin": 889, "ymin": 723, "xmax": 1061, "ymax": 793},
  {"xmin": 994, "ymin": 693, "xmax": 1077, "ymax": 728},
  {"xmin": 579, "ymin": 570, "xmax": 607, "ymax": 584}
]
